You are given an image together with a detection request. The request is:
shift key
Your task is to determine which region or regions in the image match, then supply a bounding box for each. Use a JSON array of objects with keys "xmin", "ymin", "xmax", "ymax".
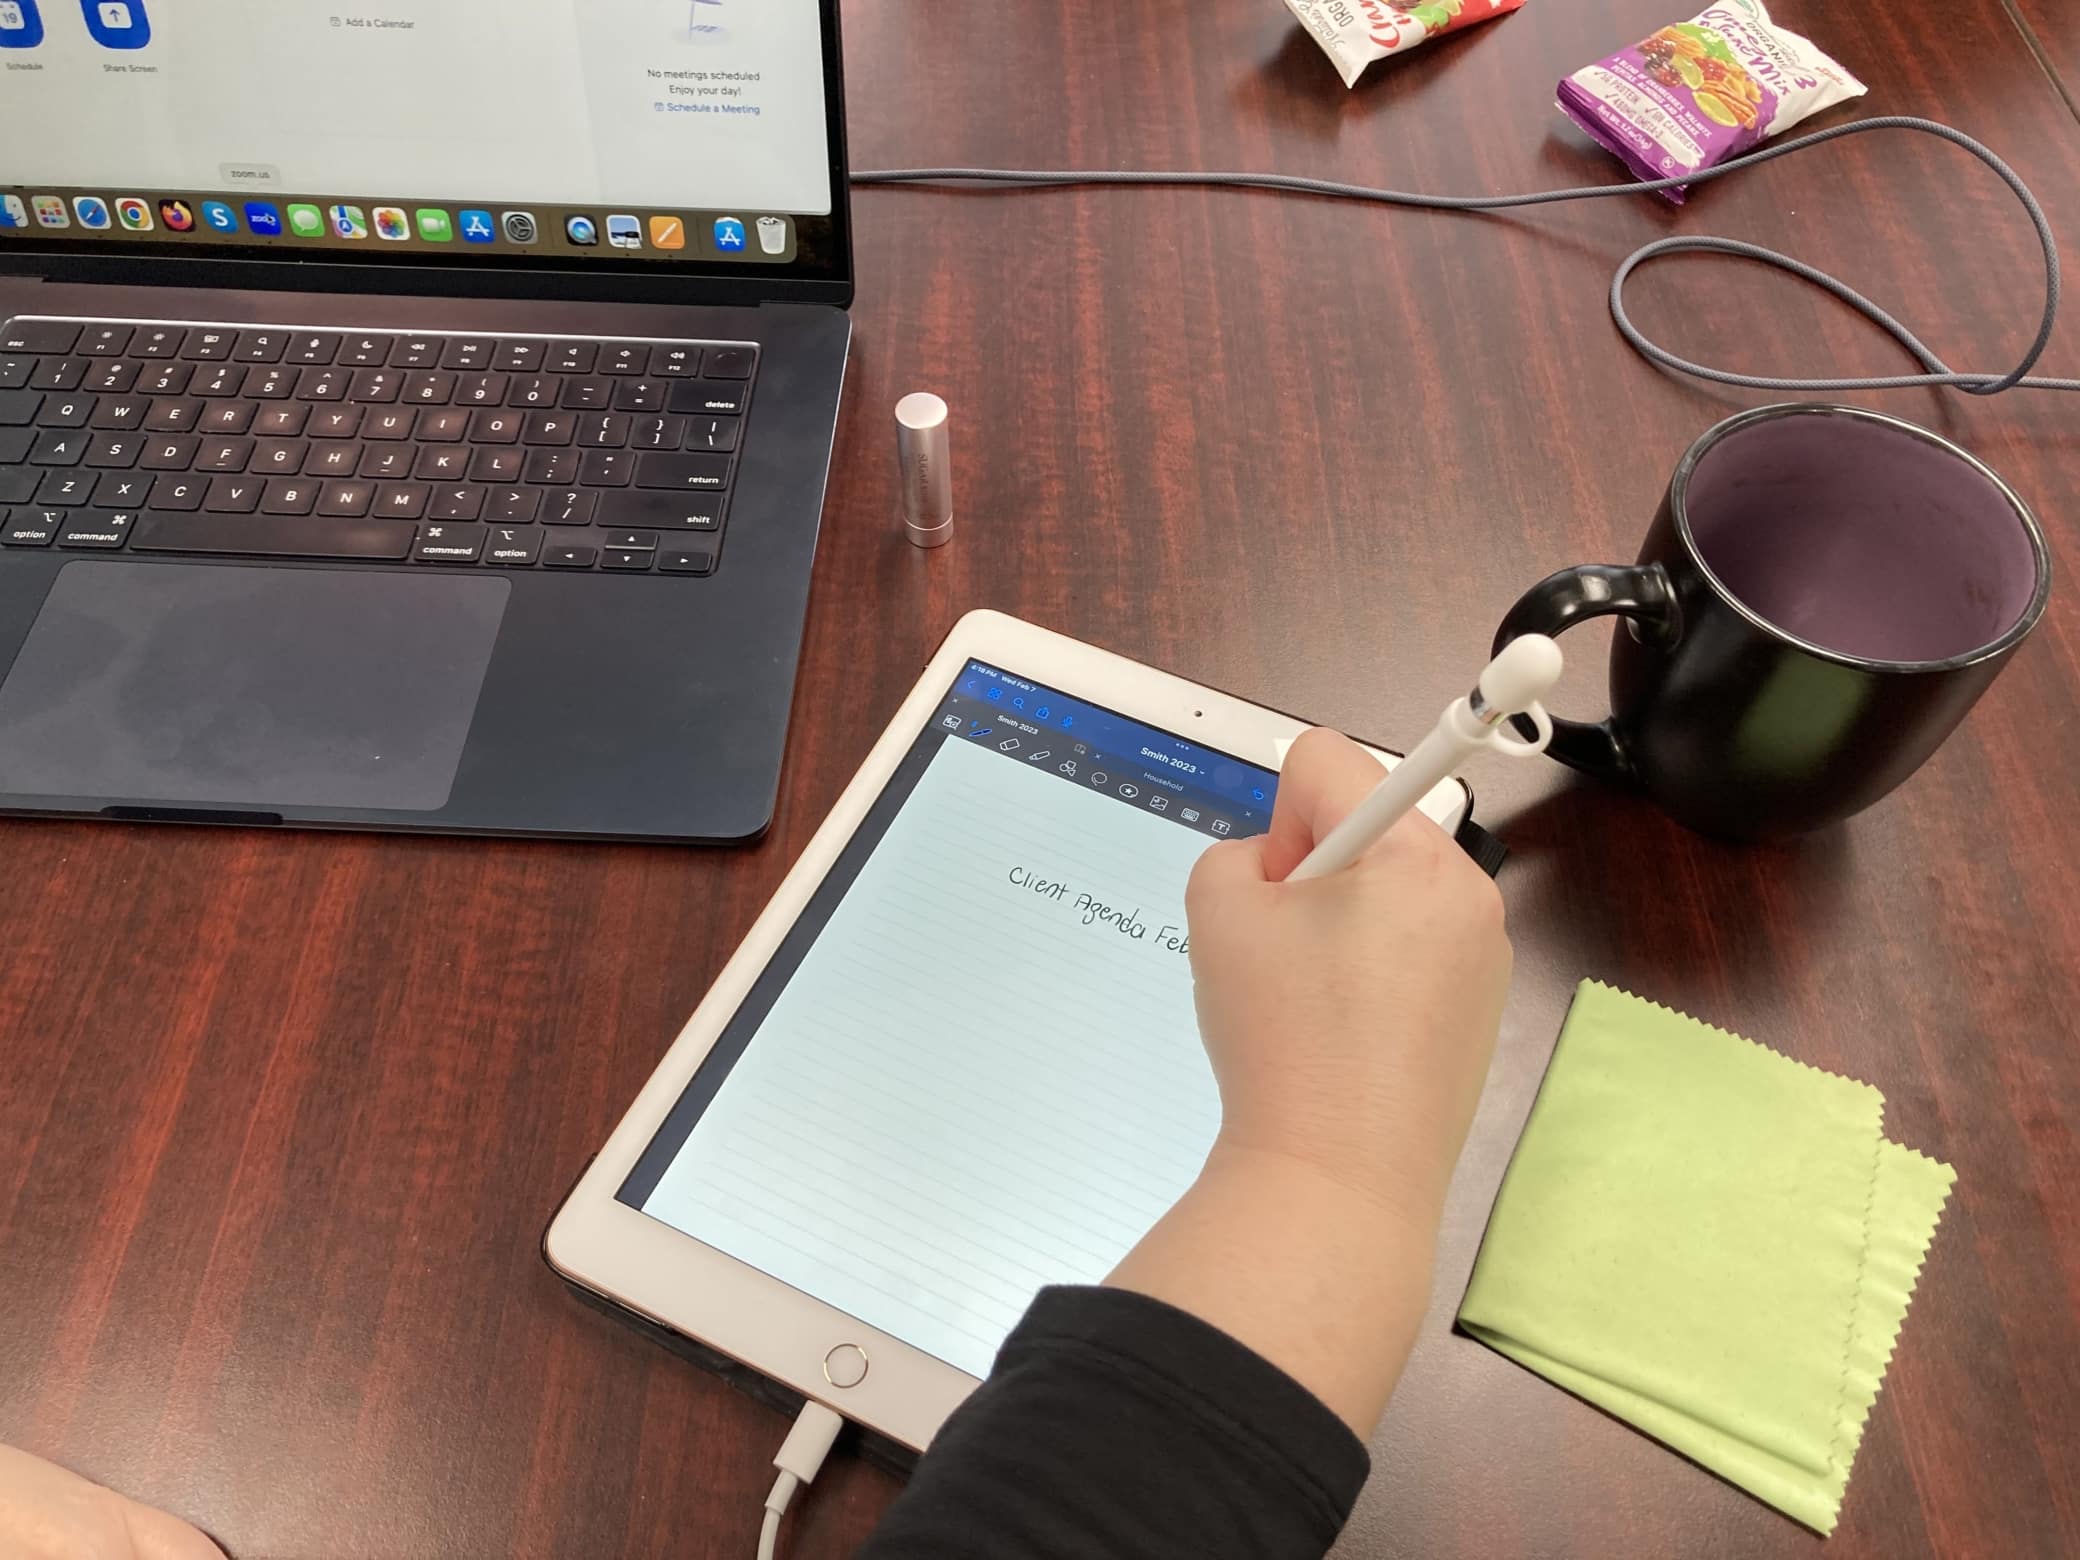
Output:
[
  {"xmin": 595, "ymin": 490, "xmax": 722, "ymax": 530},
  {"xmin": 635, "ymin": 451, "xmax": 732, "ymax": 491}
]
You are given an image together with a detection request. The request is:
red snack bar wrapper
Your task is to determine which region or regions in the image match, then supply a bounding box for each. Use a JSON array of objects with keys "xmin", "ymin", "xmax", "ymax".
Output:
[
  {"xmin": 1558, "ymin": 0, "xmax": 1865, "ymax": 203},
  {"xmin": 1286, "ymin": 0, "xmax": 1528, "ymax": 88}
]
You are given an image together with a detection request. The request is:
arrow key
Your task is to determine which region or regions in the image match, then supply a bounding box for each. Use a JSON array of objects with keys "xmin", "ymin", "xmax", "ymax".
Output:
[{"xmin": 658, "ymin": 547, "xmax": 716, "ymax": 575}]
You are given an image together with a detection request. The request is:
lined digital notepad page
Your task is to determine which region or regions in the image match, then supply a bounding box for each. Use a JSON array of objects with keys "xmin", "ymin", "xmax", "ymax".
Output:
[{"xmin": 638, "ymin": 737, "xmax": 1221, "ymax": 1377}]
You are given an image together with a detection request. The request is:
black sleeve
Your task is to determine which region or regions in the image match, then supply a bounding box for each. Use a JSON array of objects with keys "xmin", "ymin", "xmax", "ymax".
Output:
[{"xmin": 856, "ymin": 1285, "xmax": 1370, "ymax": 1560}]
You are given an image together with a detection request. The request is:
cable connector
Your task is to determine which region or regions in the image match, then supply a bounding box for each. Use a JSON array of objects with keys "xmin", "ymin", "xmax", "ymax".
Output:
[{"xmin": 756, "ymin": 1400, "xmax": 846, "ymax": 1560}]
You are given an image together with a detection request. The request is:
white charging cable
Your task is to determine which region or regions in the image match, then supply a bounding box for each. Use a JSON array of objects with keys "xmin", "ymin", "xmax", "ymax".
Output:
[{"xmin": 756, "ymin": 1400, "xmax": 847, "ymax": 1560}]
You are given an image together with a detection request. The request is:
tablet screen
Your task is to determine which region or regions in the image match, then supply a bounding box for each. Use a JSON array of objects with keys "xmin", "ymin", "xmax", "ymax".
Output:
[{"xmin": 617, "ymin": 659, "xmax": 1281, "ymax": 1377}]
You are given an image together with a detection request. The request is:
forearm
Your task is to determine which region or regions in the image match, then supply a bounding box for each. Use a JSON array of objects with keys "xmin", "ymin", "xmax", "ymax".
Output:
[
  {"xmin": 1105, "ymin": 1137, "xmax": 1438, "ymax": 1435},
  {"xmin": 857, "ymin": 1286, "xmax": 1371, "ymax": 1560}
]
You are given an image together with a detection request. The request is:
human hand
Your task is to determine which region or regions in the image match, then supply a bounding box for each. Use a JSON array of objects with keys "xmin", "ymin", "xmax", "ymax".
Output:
[
  {"xmin": 0, "ymin": 1443, "xmax": 226, "ymax": 1560},
  {"xmin": 1184, "ymin": 726, "xmax": 1512, "ymax": 1227},
  {"xmin": 1106, "ymin": 728, "xmax": 1512, "ymax": 1432}
]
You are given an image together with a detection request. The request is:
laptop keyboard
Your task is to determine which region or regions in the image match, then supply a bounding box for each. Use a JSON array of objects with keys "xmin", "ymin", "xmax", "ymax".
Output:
[{"xmin": 0, "ymin": 317, "xmax": 753, "ymax": 575}]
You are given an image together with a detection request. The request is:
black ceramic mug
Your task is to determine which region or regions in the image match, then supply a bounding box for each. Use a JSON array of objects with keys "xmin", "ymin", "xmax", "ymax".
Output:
[{"xmin": 1494, "ymin": 405, "xmax": 2050, "ymax": 840}]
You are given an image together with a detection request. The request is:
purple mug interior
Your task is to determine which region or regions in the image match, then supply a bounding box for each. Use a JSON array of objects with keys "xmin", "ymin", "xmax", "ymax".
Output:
[{"xmin": 1679, "ymin": 412, "xmax": 2044, "ymax": 665}]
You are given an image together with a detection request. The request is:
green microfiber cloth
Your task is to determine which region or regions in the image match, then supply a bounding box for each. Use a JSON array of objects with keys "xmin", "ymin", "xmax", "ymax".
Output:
[{"xmin": 1457, "ymin": 981, "xmax": 1955, "ymax": 1536}]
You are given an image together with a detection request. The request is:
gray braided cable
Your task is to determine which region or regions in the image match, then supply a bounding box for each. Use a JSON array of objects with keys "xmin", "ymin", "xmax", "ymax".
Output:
[{"xmin": 854, "ymin": 116, "xmax": 2078, "ymax": 396}]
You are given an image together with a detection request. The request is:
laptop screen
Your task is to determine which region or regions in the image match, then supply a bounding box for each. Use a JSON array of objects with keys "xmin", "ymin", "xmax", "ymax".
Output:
[{"xmin": 0, "ymin": 0, "xmax": 846, "ymax": 285}]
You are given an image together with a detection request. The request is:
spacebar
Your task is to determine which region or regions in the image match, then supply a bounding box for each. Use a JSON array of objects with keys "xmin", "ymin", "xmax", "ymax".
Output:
[{"xmin": 131, "ymin": 513, "xmax": 418, "ymax": 560}]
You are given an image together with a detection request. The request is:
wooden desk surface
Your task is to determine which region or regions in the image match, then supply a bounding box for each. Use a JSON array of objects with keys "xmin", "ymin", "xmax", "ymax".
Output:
[
  {"xmin": 2012, "ymin": 0, "xmax": 2080, "ymax": 119},
  {"xmin": 3, "ymin": 3, "xmax": 2076, "ymax": 1556}
]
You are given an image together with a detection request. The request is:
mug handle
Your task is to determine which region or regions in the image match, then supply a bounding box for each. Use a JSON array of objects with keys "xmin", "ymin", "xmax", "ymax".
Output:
[{"xmin": 1492, "ymin": 564, "xmax": 1681, "ymax": 783}]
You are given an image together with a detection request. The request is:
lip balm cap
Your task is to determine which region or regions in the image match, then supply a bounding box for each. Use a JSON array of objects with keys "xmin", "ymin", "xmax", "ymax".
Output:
[
  {"xmin": 896, "ymin": 392, "xmax": 953, "ymax": 548},
  {"xmin": 896, "ymin": 392, "xmax": 948, "ymax": 430}
]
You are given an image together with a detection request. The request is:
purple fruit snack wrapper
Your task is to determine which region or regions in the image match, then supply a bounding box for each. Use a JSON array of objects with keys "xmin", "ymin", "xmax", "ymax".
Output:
[{"xmin": 1558, "ymin": 0, "xmax": 1865, "ymax": 203}]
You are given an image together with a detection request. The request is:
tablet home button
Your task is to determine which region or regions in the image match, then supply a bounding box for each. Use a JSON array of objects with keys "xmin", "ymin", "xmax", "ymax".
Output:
[{"xmin": 822, "ymin": 1343, "xmax": 869, "ymax": 1390}]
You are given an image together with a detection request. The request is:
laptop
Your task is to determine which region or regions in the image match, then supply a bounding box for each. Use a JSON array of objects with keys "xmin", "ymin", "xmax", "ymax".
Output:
[{"xmin": 0, "ymin": 0, "xmax": 852, "ymax": 842}]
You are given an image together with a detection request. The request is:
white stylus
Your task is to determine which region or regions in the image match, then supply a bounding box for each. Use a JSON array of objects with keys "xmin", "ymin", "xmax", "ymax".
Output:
[{"xmin": 1286, "ymin": 636, "xmax": 1565, "ymax": 881}]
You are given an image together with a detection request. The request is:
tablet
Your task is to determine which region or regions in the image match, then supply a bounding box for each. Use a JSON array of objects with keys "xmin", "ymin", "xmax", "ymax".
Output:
[{"xmin": 546, "ymin": 610, "xmax": 1473, "ymax": 1451}]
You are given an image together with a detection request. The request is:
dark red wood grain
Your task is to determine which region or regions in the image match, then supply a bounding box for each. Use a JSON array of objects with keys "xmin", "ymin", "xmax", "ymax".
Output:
[
  {"xmin": 3, "ymin": 3, "xmax": 2077, "ymax": 1556},
  {"xmin": 2008, "ymin": 0, "xmax": 2080, "ymax": 122}
]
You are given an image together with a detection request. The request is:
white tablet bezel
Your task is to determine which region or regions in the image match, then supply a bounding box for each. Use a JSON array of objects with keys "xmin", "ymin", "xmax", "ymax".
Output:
[{"xmin": 545, "ymin": 609, "xmax": 1472, "ymax": 1452}]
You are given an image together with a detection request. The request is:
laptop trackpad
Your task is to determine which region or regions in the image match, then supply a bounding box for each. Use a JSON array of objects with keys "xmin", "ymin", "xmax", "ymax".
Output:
[{"xmin": 0, "ymin": 562, "xmax": 509, "ymax": 812}]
